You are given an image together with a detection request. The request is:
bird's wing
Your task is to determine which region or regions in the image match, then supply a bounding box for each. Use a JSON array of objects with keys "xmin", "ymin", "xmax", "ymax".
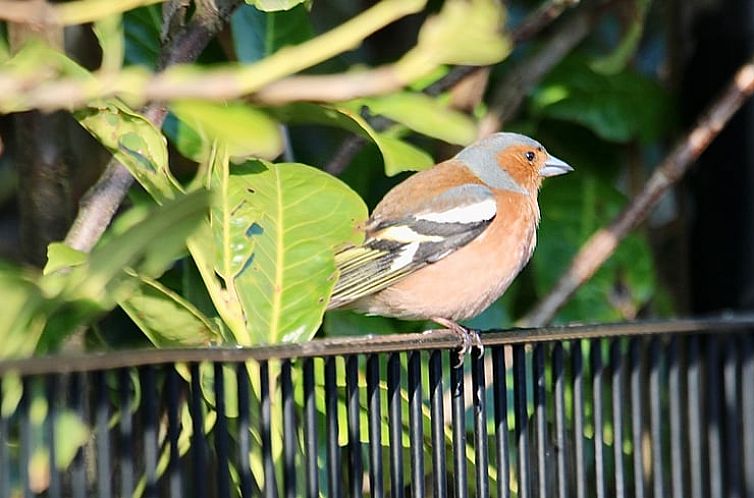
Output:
[{"xmin": 328, "ymin": 184, "xmax": 496, "ymax": 309}]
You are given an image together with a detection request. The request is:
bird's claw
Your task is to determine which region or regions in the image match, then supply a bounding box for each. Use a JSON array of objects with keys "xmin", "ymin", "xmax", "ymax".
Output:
[{"xmin": 432, "ymin": 318, "xmax": 483, "ymax": 368}]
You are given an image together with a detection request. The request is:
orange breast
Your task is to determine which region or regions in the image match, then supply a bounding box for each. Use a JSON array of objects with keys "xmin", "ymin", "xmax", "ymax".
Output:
[{"xmin": 355, "ymin": 191, "xmax": 540, "ymax": 321}]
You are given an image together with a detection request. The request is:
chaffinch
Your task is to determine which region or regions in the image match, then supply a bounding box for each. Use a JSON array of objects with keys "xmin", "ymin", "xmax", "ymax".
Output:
[{"xmin": 328, "ymin": 132, "xmax": 572, "ymax": 350}]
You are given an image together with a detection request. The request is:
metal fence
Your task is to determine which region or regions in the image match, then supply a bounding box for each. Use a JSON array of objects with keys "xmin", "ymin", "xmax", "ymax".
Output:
[{"xmin": 1, "ymin": 317, "xmax": 753, "ymax": 498}]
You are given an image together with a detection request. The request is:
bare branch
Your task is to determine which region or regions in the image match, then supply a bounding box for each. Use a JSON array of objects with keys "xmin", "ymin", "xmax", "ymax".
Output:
[
  {"xmin": 512, "ymin": 0, "xmax": 581, "ymax": 43},
  {"xmin": 521, "ymin": 54, "xmax": 754, "ymax": 327}
]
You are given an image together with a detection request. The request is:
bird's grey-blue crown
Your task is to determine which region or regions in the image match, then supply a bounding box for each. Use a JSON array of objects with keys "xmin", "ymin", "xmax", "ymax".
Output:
[{"xmin": 455, "ymin": 132, "xmax": 542, "ymax": 193}]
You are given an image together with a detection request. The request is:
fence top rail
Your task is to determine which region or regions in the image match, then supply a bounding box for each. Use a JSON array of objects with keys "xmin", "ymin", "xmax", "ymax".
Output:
[{"xmin": 1, "ymin": 314, "xmax": 753, "ymax": 376}]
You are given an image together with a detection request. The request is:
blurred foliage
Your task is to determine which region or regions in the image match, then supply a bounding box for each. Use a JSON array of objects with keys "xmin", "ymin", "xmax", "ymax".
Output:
[
  {"xmin": 0, "ymin": 0, "xmax": 686, "ymax": 495},
  {"xmin": 0, "ymin": 0, "xmax": 675, "ymax": 356}
]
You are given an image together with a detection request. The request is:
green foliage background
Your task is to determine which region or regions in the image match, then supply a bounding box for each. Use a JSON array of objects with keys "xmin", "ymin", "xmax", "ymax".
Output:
[{"xmin": 0, "ymin": 0, "xmax": 673, "ymax": 357}]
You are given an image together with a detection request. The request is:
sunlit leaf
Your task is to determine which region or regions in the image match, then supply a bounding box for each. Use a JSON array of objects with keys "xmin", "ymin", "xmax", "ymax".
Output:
[
  {"xmin": 412, "ymin": 0, "xmax": 510, "ymax": 66},
  {"xmin": 353, "ymin": 92, "xmax": 477, "ymax": 145},
  {"xmin": 54, "ymin": 410, "xmax": 90, "ymax": 469},
  {"xmin": 171, "ymin": 100, "xmax": 283, "ymax": 162},
  {"xmin": 221, "ymin": 160, "xmax": 367, "ymax": 344},
  {"xmin": 272, "ymin": 103, "xmax": 434, "ymax": 175},
  {"xmin": 44, "ymin": 243, "xmax": 87, "ymax": 275},
  {"xmin": 75, "ymin": 100, "xmax": 177, "ymax": 201}
]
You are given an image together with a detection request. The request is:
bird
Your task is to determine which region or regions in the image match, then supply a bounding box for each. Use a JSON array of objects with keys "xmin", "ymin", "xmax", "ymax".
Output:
[{"xmin": 327, "ymin": 132, "xmax": 572, "ymax": 356}]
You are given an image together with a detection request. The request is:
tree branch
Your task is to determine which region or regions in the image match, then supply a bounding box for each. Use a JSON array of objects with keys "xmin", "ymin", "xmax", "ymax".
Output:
[
  {"xmin": 521, "ymin": 53, "xmax": 754, "ymax": 327},
  {"xmin": 63, "ymin": 0, "xmax": 242, "ymax": 253}
]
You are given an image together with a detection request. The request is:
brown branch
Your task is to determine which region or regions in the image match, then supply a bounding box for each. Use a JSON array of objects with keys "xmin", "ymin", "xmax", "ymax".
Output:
[
  {"xmin": 63, "ymin": 0, "xmax": 242, "ymax": 253},
  {"xmin": 512, "ymin": 0, "xmax": 582, "ymax": 43},
  {"xmin": 521, "ymin": 54, "xmax": 754, "ymax": 327}
]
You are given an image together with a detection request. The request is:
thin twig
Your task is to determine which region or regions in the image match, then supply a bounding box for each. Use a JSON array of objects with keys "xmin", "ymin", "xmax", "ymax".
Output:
[
  {"xmin": 63, "ymin": 0, "xmax": 242, "ymax": 253},
  {"xmin": 521, "ymin": 54, "xmax": 754, "ymax": 327},
  {"xmin": 512, "ymin": 0, "xmax": 581, "ymax": 43}
]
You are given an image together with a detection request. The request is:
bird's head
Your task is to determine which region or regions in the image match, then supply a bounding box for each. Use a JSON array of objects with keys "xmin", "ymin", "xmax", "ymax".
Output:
[{"xmin": 455, "ymin": 132, "xmax": 573, "ymax": 194}]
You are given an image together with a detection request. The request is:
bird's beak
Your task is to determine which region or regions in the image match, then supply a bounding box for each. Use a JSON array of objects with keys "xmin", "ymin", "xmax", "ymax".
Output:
[{"xmin": 539, "ymin": 155, "xmax": 574, "ymax": 177}]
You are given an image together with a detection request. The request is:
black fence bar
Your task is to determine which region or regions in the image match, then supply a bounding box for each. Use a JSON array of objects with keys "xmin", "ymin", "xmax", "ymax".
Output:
[
  {"xmin": 451, "ymin": 351, "xmax": 468, "ymax": 498},
  {"xmin": 407, "ymin": 351, "xmax": 424, "ymax": 498},
  {"xmin": 387, "ymin": 353, "xmax": 403, "ymax": 498},
  {"xmin": 429, "ymin": 350, "xmax": 447, "ymax": 498},
  {"xmin": 366, "ymin": 354, "xmax": 383, "ymax": 498},
  {"xmin": 492, "ymin": 345, "xmax": 510, "ymax": 498},
  {"xmin": 280, "ymin": 360, "xmax": 296, "ymax": 498},
  {"xmin": 0, "ymin": 319, "xmax": 753, "ymax": 498}
]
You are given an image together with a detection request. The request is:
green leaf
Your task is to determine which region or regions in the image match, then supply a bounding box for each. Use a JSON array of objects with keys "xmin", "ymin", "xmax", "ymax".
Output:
[
  {"xmin": 123, "ymin": 5, "xmax": 161, "ymax": 68},
  {"xmin": 249, "ymin": 0, "xmax": 308, "ymax": 11},
  {"xmin": 75, "ymin": 100, "xmax": 177, "ymax": 201},
  {"xmin": 531, "ymin": 58, "xmax": 673, "ymax": 143},
  {"xmin": 54, "ymin": 410, "xmax": 90, "ymax": 469},
  {"xmin": 232, "ymin": 3, "xmax": 313, "ymax": 63},
  {"xmin": 44, "ymin": 243, "xmax": 87, "ymax": 275},
  {"xmin": 412, "ymin": 0, "xmax": 510, "ymax": 66},
  {"xmin": 222, "ymin": 160, "xmax": 367, "ymax": 344},
  {"xmin": 375, "ymin": 133, "xmax": 435, "ymax": 176},
  {"xmin": 353, "ymin": 92, "xmax": 477, "ymax": 145},
  {"xmin": 119, "ymin": 273, "xmax": 219, "ymax": 347},
  {"xmin": 272, "ymin": 103, "xmax": 434, "ymax": 175},
  {"xmin": 170, "ymin": 100, "xmax": 283, "ymax": 162},
  {"xmin": 0, "ymin": 264, "xmax": 46, "ymax": 359}
]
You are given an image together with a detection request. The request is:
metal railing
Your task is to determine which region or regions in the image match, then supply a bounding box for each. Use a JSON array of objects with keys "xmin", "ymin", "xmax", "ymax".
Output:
[{"xmin": 1, "ymin": 316, "xmax": 753, "ymax": 498}]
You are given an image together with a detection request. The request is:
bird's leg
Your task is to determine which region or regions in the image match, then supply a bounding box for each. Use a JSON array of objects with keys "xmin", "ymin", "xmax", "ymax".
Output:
[{"xmin": 432, "ymin": 317, "xmax": 483, "ymax": 366}]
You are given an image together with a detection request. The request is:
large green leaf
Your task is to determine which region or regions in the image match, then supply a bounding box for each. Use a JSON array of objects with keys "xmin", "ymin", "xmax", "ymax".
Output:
[
  {"xmin": 272, "ymin": 103, "xmax": 434, "ymax": 175},
  {"xmin": 232, "ymin": 3, "xmax": 313, "ymax": 63},
  {"xmin": 215, "ymin": 160, "xmax": 367, "ymax": 344},
  {"xmin": 75, "ymin": 100, "xmax": 178, "ymax": 201},
  {"xmin": 170, "ymin": 100, "xmax": 283, "ymax": 163}
]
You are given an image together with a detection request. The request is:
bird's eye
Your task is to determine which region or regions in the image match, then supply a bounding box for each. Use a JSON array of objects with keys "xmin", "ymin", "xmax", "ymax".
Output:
[{"xmin": 525, "ymin": 151, "xmax": 536, "ymax": 162}]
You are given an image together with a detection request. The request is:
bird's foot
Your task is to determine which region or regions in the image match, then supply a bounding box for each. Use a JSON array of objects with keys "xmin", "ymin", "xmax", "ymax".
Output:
[{"xmin": 432, "ymin": 317, "xmax": 483, "ymax": 367}]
